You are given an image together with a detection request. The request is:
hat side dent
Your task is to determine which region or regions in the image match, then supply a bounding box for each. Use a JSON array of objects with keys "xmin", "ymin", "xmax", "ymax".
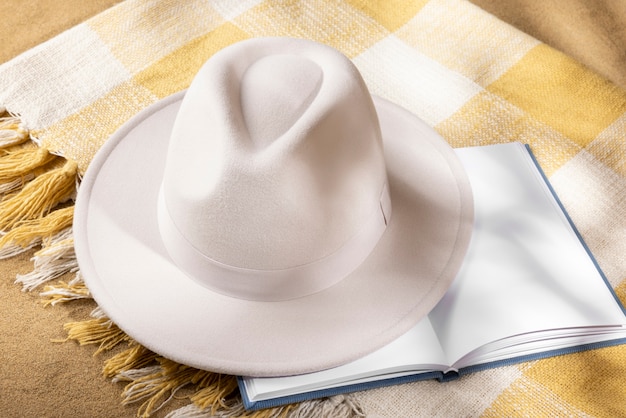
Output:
[{"xmin": 161, "ymin": 38, "xmax": 389, "ymax": 276}]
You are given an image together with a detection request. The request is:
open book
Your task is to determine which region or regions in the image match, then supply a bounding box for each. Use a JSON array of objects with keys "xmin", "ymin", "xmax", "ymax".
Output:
[{"xmin": 238, "ymin": 142, "xmax": 626, "ymax": 410}]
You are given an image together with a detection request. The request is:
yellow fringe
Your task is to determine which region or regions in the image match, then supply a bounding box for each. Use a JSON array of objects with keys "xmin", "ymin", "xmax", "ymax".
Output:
[
  {"xmin": 189, "ymin": 372, "xmax": 298, "ymax": 418},
  {"xmin": 63, "ymin": 316, "xmax": 131, "ymax": 355},
  {"xmin": 0, "ymin": 145, "xmax": 57, "ymax": 183},
  {"xmin": 0, "ymin": 205, "xmax": 73, "ymax": 249},
  {"xmin": 0, "ymin": 159, "xmax": 77, "ymax": 230},
  {"xmin": 103, "ymin": 343, "xmax": 158, "ymax": 378},
  {"xmin": 191, "ymin": 380, "xmax": 295, "ymax": 418},
  {"xmin": 189, "ymin": 373, "xmax": 240, "ymax": 413},
  {"xmin": 40, "ymin": 275, "xmax": 90, "ymax": 306}
]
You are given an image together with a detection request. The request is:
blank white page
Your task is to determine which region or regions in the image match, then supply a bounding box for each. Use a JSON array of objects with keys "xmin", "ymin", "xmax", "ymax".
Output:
[
  {"xmin": 243, "ymin": 316, "xmax": 448, "ymax": 401},
  {"xmin": 429, "ymin": 142, "xmax": 626, "ymax": 366}
]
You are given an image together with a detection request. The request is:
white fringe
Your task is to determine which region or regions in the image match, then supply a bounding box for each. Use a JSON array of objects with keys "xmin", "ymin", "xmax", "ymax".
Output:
[
  {"xmin": 112, "ymin": 365, "xmax": 163, "ymax": 384},
  {"xmin": 165, "ymin": 394, "xmax": 366, "ymax": 418},
  {"xmin": 0, "ymin": 236, "xmax": 39, "ymax": 259},
  {"xmin": 15, "ymin": 227, "xmax": 77, "ymax": 291},
  {"xmin": 165, "ymin": 404, "xmax": 210, "ymax": 418},
  {"xmin": 39, "ymin": 271, "xmax": 91, "ymax": 305},
  {"xmin": 90, "ymin": 305, "xmax": 109, "ymax": 320},
  {"xmin": 0, "ymin": 112, "xmax": 29, "ymax": 147},
  {"xmin": 165, "ymin": 403, "xmax": 248, "ymax": 418},
  {"xmin": 113, "ymin": 364, "xmax": 191, "ymax": 415},
  {"xmin": 0, "ymin": 125, "xmax": 29, "ymax": 147},
  {"xmin": 289, "ymin": 395, "xmax": 366, "ymax": 417}
]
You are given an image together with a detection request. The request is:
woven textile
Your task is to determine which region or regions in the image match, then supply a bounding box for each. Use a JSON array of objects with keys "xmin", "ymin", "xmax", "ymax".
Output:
[{"xmin": 1, "ymin": 0, "xmax": 625, "ymax": 416}]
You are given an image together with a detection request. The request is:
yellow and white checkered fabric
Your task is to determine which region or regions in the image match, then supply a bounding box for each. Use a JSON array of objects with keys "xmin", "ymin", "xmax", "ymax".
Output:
[{"xmin": 1, "ymin": 0, "xmax": 625, "ymax": 416}]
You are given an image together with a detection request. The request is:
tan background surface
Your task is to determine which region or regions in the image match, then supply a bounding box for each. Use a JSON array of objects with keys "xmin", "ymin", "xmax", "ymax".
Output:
[{"xmin": 1, "ymin": 1, "xmax": 625, "ymax": 417}]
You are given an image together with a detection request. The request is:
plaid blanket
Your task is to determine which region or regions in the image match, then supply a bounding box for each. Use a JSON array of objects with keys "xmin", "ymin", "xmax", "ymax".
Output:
[{"xmin": 1, "ymin": 0, "xmax": 625, "ymax": 416}]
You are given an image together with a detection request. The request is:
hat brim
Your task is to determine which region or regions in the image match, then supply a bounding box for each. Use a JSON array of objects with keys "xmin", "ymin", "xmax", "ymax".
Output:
[{"xmin": 74, "ymin": 91, "xmax": 473, "ymax": 377}]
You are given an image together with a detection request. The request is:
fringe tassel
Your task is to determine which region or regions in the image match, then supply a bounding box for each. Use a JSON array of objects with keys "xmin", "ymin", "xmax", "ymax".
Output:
[
  {"xmin": 62, "ymin": 310, "xmax": 132, "ymax": 355},
  {"xmin": 288, "ymin": 394, "xmax": 365, "ymax": 417},
  {"xmin": 165, "ymin": 404, "xmax": 218, "ymax": 418},
  {"xmin": 0, "ymin": 145, "xmax": 57, "ymax": 183},
  {"xmin": 0, "ymin": 112, "xmax": 30, "ymax": 148},
  {"xmin": 0, "ymin": 173, "xmax": 35, "ymax": 195},
  {"xmin": 90, "ymin": 305, "xmax": 108, "ymax": 319},
  {"xmin": 115, "ymin": 358, "xmax": 215, "ymax": 417},
  {"xmin": 166, "ymin": 394, "xmax": 365, "ymax": 418},
  {"xmin": 0, "ymin": 158, "xmax": 77, "ymax": 231},
  {"xmin": 40, "ymin": 272, "xmax": 91, "ymax": 306},
  {"xmin": 0, "ymin": 206, "xmax": 74, "ymax": 259},
  {"xmin": 165, "ymin": 402, "xmax": 284, "ymax": 418},
  {"xmin": 101, "ymin": 342, "xmax": 280, "ymax": 417},
  {"xmin": 103, "ymin": 343, "xmax": 159, "ymax": 378},
  {"xmin": 112, "ymin": 356, "xmax": 365, "ymax": 418},
  {"xmin": 14, "ymin": 227, "xmax": 77, "ymax": 291},
  {"xmin": 98, "ymin": 344, "xmax": 279, "ymax": 418},
  {"xmin": 189, "ymin": 373, "xmax": 241, "ymax": 414}
]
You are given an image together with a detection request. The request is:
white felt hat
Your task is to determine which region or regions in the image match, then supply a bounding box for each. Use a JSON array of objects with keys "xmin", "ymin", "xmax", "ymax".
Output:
[{"xmin": 74, "ymin": 37, "xmax": 474, "ymax": 377}]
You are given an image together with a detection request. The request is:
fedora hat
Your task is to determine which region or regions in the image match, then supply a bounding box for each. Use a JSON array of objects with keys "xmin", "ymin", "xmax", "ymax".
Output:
[{"xmin": 74, "ymin": 37, "xmax": 474, "ymax": 377}]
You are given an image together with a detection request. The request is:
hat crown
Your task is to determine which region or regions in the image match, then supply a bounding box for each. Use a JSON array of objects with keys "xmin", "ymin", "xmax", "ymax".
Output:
[
  {"xmin": 241, "ymin": 53, "xmax": 322, "ymax": 149},
  {"xmin": 159, "ymin": 38, "xmax": 390, "ymax": 299}
]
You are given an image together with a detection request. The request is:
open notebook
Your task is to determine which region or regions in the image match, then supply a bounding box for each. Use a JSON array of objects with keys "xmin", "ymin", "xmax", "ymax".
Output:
[{"xmin": 239, "ymin": 142, "xmax": 626, "ymax": 410}]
